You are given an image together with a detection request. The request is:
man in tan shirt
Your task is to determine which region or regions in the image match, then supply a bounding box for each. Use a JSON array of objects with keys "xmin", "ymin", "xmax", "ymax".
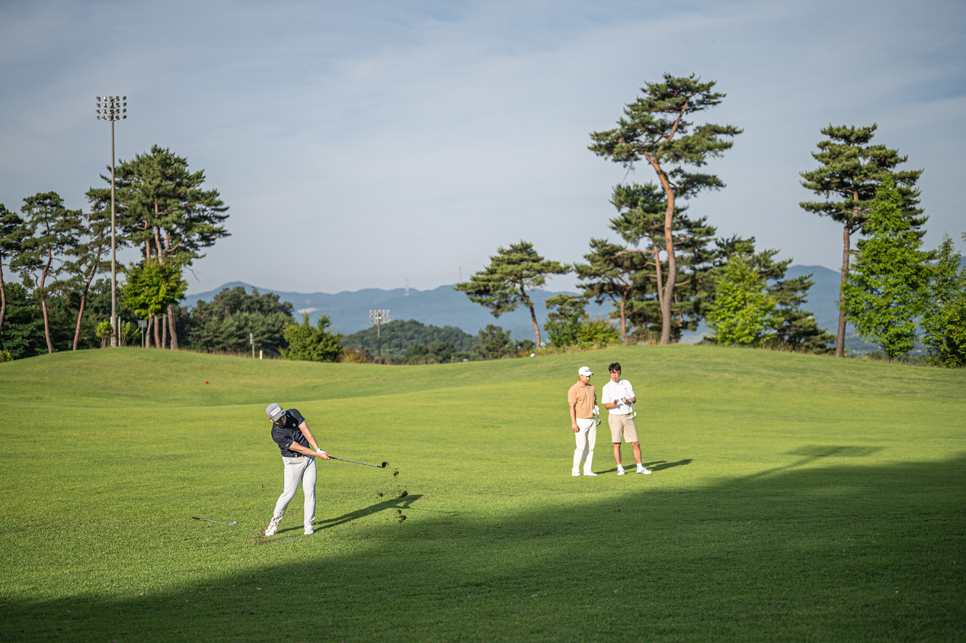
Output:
[{"xmin": 568, "ymin": 366, "xmax": 598, "ymax": 476}]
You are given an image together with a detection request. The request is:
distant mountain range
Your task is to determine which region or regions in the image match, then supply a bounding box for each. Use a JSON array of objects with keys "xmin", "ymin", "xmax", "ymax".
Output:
[{"xmin": 181, "ymin": 265, "xmax": 873, "ymax": 350}]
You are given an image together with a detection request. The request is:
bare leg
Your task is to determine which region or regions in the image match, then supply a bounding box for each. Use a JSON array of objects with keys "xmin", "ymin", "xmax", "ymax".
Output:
[
  {"xmin": 631, "ymin": 441, "xmax": 642, "ymax": 465},
  {"xmin": 613, "ymin": 443, "xmax": 622, "ymax": 465}
]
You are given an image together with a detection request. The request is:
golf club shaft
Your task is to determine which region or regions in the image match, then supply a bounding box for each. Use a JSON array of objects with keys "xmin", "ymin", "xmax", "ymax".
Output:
[
  {"xmin": 328, "ymin": 456, "xmax": 386, "ymax": 468},
  {"xmin": 192, "ymin": 517, "xmax": 237, "ymax": 525}
]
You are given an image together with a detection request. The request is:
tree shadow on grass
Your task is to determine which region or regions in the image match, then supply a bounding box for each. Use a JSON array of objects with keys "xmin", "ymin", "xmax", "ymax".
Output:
[
  {"xmin": 741, "ymin": 445, "xmax": 886, "ymax": 482},
  {"xmin": 3, "ymin": 454, "xmax": 963, "ymax": 642}
]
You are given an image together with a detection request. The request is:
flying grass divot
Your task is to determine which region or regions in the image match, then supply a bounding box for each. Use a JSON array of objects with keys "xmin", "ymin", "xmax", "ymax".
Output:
[{"xmin": 374, "ymin": 468, "xmax": 409, "ymax": 522}]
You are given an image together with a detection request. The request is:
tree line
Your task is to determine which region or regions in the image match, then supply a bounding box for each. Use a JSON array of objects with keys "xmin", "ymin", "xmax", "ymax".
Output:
[
  {"xmin": 0, "ymin": 146, "xmax": 228, "ymax": 358},
  {"xmin": 456, "ymin": 74, "xmax": 966, "ymax": 367}
]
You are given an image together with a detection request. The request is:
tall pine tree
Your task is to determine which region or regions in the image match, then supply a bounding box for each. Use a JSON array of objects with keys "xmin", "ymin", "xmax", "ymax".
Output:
[
  {"xmin": 608, "ymin": 183, "xmax": 717, "ymax": 342},
  {"xmin": 589, "ymin": 74, "xmax": 741, "ymax": 344},
  {"xmin": 90, "ymin": 145, "xmax": 229, "ymax": 349},
  {"xmin": 14, "ymin": 193, "xmax": 80, "ymax": 354},
  {"xmin": 799, "ymin": 124, "xmax": 924, "ymax": 357}
]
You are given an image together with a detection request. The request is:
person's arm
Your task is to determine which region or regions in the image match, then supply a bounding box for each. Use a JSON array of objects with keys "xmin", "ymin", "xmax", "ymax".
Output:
[
  {"xmin": 298, "ymin": 421, "xmax": 320, "ymax": 450},
  {"xmin": 568, "ymin": 390, "xmax": 579, "ymax": 432},
  {"xmin": 624, "ymin": 382, "xmax": 636, "ymax": 404},
  {"xmin": 295, "ymin": 421, "xmax": 331, "ymax": 459},
  {"xmin": 287, "ymin": 441, "xmax": 331, "ymax": 459}
]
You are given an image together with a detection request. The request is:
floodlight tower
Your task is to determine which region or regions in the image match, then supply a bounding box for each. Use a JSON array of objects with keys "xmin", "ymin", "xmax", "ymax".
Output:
[
  {"xmin": 96, "ymin": 96, "xmax": 127, "ymax": 347},
  {"xmin": 369, "ymin": 309, "xmax": 390, "ymax": 363}
]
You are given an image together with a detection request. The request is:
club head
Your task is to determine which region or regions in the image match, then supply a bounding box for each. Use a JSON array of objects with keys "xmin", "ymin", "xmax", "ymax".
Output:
[
  {"xmin": 381, "ymin": 462, "xmax": 388, "ymax": 468},
  {"xmin": 228, "ymin": 521, "xmax": 238, "ymax": 525}
]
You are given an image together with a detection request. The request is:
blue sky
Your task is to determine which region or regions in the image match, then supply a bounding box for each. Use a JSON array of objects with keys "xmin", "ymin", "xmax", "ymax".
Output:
[{"xmin": 1, "ymin": 0, "xmax": 964, "ymax": 295}]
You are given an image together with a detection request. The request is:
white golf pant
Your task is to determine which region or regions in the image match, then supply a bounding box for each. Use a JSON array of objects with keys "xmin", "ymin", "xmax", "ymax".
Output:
[
  {"xmin": 573, "ymin": 417, "xmax": 596, "ymax": 474},
  {"xmin": 272, "ymin": 455, "xmax": 316, "ymax": 528}
]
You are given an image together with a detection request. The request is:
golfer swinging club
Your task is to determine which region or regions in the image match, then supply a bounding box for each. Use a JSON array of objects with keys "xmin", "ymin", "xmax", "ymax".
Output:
[{"xmin": 264, "ymin": 403, "xmax": 330, "ymax": 536}]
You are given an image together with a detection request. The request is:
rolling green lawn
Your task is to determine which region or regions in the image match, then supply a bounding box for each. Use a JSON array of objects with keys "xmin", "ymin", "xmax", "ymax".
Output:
[{"xmin": 0, "ymin": 346, "xmax": 964, "ymax": 642}]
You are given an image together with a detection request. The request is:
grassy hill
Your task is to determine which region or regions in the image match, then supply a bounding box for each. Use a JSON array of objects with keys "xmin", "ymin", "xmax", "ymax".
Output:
[{"xmin": 1, "ymin": 347, "xmax": 963, "ymax": 641}]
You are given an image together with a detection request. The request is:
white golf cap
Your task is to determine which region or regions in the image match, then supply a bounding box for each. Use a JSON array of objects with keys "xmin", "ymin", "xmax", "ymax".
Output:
[
  {"xmin": 578, "ymin": 366, "xmax": 593, "ymax": 376},
  {"xmin": 265, "ymin": 403, "xmax": 285, "ymax": 422}
]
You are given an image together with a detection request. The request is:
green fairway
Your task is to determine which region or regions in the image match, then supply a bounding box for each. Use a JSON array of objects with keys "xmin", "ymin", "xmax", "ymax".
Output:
[{"xmin": 0, "ymin": 346, "xmax": 964, "ymax": 642}]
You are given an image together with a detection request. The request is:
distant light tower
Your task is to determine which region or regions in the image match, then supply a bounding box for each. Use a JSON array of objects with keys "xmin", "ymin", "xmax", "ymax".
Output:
[
  {"xmin": 369, "ymin": 309, "xmax": 390, "ymax": 363},
  {"xmin": 96, "ymin": 96, "xmax": 127, "ymax": 347}
]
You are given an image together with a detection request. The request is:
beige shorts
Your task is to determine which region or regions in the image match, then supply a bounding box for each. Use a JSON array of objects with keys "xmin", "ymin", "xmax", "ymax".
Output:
[{"xmin": 608, "ymin": 414, "xmax": 639, "ymax": 443}]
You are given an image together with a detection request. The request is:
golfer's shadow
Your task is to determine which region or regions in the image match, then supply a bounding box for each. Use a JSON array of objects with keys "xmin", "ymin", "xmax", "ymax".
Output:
[
  {"xmin": 314, "ymin": 494, "xmax": 423, "ymax": 530},
  {"xmin": 599, "ymin": 459, "xmax": 693, "ymax": 474}
]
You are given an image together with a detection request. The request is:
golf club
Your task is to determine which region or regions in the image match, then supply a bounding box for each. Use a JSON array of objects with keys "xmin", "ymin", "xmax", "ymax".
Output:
[
  {"xmin": 191, "ymin": 516, "xmax": 237, "ymax": 525},
  {"xmin": 328, "ymin": 456, "xmax": 388, "ymax": 469}
]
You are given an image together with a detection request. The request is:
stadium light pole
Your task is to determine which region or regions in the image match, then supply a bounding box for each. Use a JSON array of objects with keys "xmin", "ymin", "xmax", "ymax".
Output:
[
  {"xmin": 369, "ymin": 309, "xmax": 390, "ymax": 363},
  {"xmin": 96, "ymin": 96, "xmax": 127, "ymax": 347}
]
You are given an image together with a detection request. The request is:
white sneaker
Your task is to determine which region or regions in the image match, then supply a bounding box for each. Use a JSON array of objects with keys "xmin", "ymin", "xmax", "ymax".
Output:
[
  {"xmin": 304, "ymin": 525, "xmax": 314, "ymax": 536},
  {"xmin": 617, "ymin": 466, "xmax": 625, "ymax": 475},
  {"xmin": 572, "ymin": 471, "xmax": 581, "ymax": 477},
  {"xmin": 264, "ymin": 514, "xmax": 283, "ymax": 536},
  {"xmin": 583, "ymin": 471, "xmax": 598, "ymax": 476},
  {"xmin": 637, "ymin": 467, "xmax": 652, "ymax": 475}
]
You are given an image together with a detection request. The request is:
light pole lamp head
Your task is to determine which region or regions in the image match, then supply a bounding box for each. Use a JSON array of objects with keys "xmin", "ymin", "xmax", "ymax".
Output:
[{"xmin": 96, "ymin": 97, "xmax": 128, "ymax": 121}]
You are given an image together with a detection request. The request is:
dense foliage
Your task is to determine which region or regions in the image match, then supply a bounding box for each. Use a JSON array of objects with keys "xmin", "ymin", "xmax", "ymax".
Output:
[
  {"xmin": 282, "ymin": 314, "xmax": 341, "ymax": 362},
  {"xmin": 706, "ymin": 257, "xmax": 778, "ymax": 345},
  {"xmin": 181, "ymin": 287, "xmax": 294, "ymax": 356},
  {"xmin": 842, "ymin": 179, "xmax": 930, "ymax": 362},
  {"xmin": 920, "ymin": 235, "xmax": 966, "ymax": 367},
  {"xmin": 340, "ymin": 319, "xmax": 476, "ymax": 357},
  {"xmin": 544, "ymin": 294, "xmax": 621, "ymax": 348}
]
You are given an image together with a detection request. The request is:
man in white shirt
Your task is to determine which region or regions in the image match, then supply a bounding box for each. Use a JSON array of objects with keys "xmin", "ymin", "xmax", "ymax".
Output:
[{"xmin": 601, "ymin": 362, "xmax": 651, "ymax": 475}]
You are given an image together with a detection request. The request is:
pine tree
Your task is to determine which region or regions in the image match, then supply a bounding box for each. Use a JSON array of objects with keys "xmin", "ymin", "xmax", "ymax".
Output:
[
  {"xmin": 589, "ymin": 74, "xmax": 741, "ymax": 344},
  {"xmin": 14, "ymin": 193, "xmax": 81, "ymax": 353},
  {"xmin": 841, "ymin": 178, "xmax": 929, "ymax": 362},
  {"xmin": 455, "ymin": 241, "xmax": 569, "ymax": 349},
  {"xmin": 90, "ymin": 145, "xmax": 229, "ymax": 349},
  {"xmin": 607, "ymin": 183, "xmax": 717, "ymax": 342},
  {"xmin": 800, "ymin": 124, "xmax": 924, "ymax": 357},
  {"xmin": 0, "ymin": 204, "xmax": 25, "ymax": 338},
  {"xmin": 62, "ymin": 203, "xmax": 112, "ymax": 350},
  {"xmin": 573, "ymin": 237, "xmax": 645, "ymax": 343}
]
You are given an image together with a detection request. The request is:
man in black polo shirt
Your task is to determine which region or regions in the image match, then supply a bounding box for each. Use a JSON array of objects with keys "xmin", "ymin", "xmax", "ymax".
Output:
[{"xmin": 264, "ymin": 403, "xmax": 331, "ymax": 536}]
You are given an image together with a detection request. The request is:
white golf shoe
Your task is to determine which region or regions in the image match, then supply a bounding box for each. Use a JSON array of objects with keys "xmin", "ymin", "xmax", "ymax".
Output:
[
  {"xmin": 304, "ymin": 525, "xmax": 314, "ymax": 536},
  {"xmin": 583, "ymin": 471, "xmax": 598, "ymax": 476},
  {"xmin": 572, "ymin": 471, "xmax": 581, "ymax": 477},
  {"xmin": 617, "ymin": 466, "xmax": 626, "ymax": 475},
  {"xmin": 264, "ymin": 514, "xmax": 283, "ymax": 536},
  {"xmin": 637, "ymin": 466, "xmax": 652, "ymax": 474}
]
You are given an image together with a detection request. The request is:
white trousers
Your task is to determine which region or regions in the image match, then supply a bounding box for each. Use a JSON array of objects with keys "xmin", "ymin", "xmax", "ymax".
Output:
[
  {"xmin": 572, "ymin": 417, "xmax": 597, "ymax": 474},
  {"xmin": 272, "ymin": 455, "xmax": 316, "ymax": 528}
]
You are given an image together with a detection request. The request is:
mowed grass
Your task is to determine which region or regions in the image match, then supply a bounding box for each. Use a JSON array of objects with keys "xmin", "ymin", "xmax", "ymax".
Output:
[{"xmin": 0, "ymin": 346, "xmax": 964, "ymax": 642}]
